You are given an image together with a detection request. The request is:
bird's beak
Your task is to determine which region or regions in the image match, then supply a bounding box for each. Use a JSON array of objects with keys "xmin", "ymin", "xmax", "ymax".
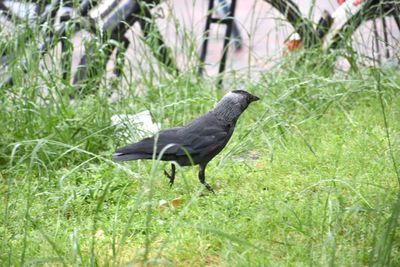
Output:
[{"xmin": 251, "ymin": 95, "xmax": 260, "ymax": 102}]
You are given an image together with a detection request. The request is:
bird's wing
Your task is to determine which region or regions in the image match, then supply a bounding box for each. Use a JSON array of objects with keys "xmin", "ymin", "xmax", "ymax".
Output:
[
  {"xmin": 114, "ymin": 113, "xmax": 232, "ymax": 163},
  {"xmin": 115, "ymin": 124, "xmax": 228, "ymax": 154},
  {"xmin": 174, "ymin": 125, "xmax": 229, "ymax": 156}
]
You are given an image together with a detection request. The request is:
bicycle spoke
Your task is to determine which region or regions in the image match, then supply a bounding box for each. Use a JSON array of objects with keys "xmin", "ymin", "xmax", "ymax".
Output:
[
  {"xmin": 381, "ymin": 16, "xmax": 390, "ymax": 59},
  {"xmin": 372, "ymin": 19, "xmax": 381, "ymax": 64}
]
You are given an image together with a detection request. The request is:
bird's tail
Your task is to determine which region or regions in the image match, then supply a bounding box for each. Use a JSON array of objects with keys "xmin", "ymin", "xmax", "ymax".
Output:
[{"xmin": 112, "ymin": 153, "xmax": 152, "ymax": 161}]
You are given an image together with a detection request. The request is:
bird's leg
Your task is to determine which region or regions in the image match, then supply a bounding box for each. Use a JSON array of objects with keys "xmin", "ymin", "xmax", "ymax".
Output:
[
  {"xmin": 163, "ymin": 163, "xmax": 176, "ymax": 187},
  {"xmin": 198, "ymin": 163, "xmax": 215, "ymax": 193}
]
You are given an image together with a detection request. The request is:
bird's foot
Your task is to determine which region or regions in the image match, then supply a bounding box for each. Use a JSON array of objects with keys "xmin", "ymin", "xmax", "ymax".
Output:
[
  {"xmin": 203, "ymin": 182, "xmax": 215, "ymax": 194},
  {"xmin": 163, "ymin": 170, "xmax": 174, "ymax": 187}
]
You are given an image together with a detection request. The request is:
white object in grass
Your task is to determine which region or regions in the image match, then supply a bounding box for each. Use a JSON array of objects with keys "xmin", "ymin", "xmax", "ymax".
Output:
[{"xmin": 111, "ymin": 110, "xmax": 160, "ymax": 142}]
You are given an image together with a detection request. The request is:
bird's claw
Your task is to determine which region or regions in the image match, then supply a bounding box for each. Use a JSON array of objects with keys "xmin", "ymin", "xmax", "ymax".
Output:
[
  {"xmin": 204, "ymin": 183, "xmax": 215, "ymax": 194},
  {"xmin": 163, "ymin": 170, "xmax": 174, "ymax": 186},
  {"xmin": 163, "ymin": 169, "xmax": 170, "ymax": 178}
]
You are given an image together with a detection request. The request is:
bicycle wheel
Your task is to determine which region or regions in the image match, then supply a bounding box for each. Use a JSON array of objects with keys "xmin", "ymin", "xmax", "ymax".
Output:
[{"xmin": 322, "ymin": 0, "xmax": 400, "ymax": 69}]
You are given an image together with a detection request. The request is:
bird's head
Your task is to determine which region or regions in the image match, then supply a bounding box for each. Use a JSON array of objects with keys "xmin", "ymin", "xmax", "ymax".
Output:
[
  {"xmin": 222, "ymin": 90, "xmax": 260, "ymax": 111},
  {"xmin": 212, "ymin": 90, "xmax": 260, "ymax": 124},
  {"xmin": 230, "ymin": 90, "xmax": 260, "ymax": 106}
]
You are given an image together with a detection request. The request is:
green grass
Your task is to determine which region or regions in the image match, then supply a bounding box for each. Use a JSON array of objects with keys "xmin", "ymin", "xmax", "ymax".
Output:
[
  {"xmin": 2, "ymin": 67, "xmax": 400, "ymax": 266},
  {"xmin": 1, "ymin": 7, "xmax": 400, "ymax": 266}
]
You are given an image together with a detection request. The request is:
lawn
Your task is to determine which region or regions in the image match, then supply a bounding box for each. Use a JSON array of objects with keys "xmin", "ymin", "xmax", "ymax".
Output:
[{"xmin": 1, "ymin": 62, "xmax": 400, "ymax": 266}]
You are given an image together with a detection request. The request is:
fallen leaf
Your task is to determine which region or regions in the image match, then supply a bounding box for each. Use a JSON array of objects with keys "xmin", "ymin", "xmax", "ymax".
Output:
[{"xmin": 171, "ymin": 197, "xmax": 182, "ymax": 208}]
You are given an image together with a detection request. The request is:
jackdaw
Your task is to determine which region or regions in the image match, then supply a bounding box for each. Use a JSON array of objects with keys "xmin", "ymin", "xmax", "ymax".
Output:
[{"xmin": 113, "ymin": 90, "xmax": 259, "ymax": 193}]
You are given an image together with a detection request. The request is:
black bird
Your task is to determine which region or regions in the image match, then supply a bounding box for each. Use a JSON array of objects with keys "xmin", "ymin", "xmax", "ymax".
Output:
[{"xmin": 113, "ymin": 90, "xmax": 260, "ymax": 193}]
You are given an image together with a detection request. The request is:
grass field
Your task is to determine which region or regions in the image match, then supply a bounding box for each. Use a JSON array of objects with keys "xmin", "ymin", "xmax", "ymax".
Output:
[{"xmin": 1, "ymin": 12, "xmax": 400, "ymax": 266}]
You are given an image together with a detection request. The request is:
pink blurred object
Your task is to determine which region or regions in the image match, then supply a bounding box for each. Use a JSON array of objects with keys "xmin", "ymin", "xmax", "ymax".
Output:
[{"xmin": 337, "ymin": 0, "xmax": 363, "ymax": 6}]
